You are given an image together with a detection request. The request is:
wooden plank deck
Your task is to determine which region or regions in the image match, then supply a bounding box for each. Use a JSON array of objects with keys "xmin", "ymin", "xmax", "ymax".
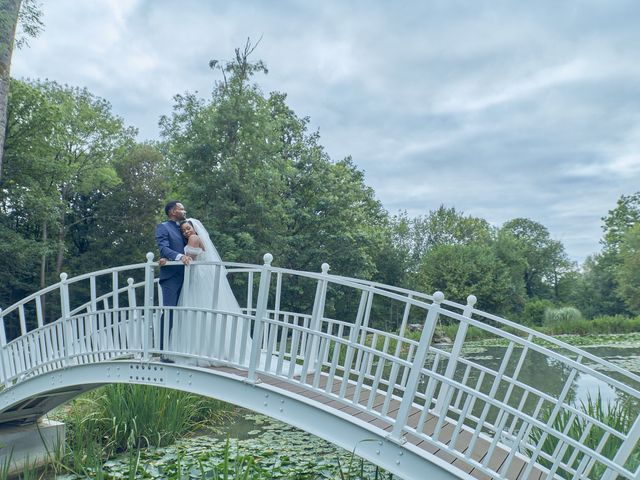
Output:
[{"xmin": 210, "ymin": 366, "xmax": 545, "ymax": 480}]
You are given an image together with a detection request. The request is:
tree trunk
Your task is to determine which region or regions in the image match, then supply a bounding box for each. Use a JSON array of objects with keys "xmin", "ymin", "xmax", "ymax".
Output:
[
  {"xmin": 0, "ymin": 0, "xmax": 22, "ymax": 179},
  {"xmin": 55, "ymin": 205, "xmax": 66, "ymax": 277},
  {"xmin": 40, "ymin": 218, "xmax": 47, "ymax": 288},
  {"xmin": 40, "ymin": 218, "xmax": 47, "ymax": 321}
]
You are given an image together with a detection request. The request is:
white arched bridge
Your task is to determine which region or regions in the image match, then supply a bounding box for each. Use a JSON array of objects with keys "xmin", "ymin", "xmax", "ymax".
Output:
[{"xmin": 1, "ymin": 254, "xmax": 639, "ymax": 479}]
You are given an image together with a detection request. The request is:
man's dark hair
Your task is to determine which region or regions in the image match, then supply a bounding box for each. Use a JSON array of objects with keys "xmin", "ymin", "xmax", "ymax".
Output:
[{"xmin": 164, "ymin": 201, "xmax": 181, "ymax": 216}]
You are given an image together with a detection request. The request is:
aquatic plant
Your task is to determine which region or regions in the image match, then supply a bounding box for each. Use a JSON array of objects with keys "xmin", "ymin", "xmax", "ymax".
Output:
[
  {"xmin": 543, "ymin": 307, "xmax": 583, "ymax": 326},
  {"xmin": 528, "ymin": 391, "xmax": 639, "ymax": 479}
]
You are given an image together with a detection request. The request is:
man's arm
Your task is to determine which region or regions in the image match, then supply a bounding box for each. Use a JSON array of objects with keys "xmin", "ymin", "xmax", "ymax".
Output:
[{"xmin": 155, "ymin": 223, "xmax": 183, "ymax": 261}]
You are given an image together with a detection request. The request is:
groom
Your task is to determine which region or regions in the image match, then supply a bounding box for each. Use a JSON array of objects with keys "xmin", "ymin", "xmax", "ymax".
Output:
[{"xmin": 155, "ymin": 201, "xmax": 191, "ymax": 361}]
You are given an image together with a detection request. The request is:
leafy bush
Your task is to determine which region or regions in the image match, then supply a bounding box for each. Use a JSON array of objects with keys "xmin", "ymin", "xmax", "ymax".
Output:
[{"xmin": 520, "ymin": 299, "xmax": 554, "ymax": 326}]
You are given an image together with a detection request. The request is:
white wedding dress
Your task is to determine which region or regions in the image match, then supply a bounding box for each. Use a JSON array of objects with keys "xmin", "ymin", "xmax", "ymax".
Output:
[
  {"xmin": 172, "ymin": 219, "xmax": 302, "ymax": 375},
  {"xmin": 172, "ymin": 219, "xmax": 251, "ymax": 367}
]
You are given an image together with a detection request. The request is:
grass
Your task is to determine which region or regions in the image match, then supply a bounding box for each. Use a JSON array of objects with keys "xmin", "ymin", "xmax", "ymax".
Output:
[
  {"xmin": 528, "ymin": 392, "xmax": 640, "ymax": 479},
  {"xmin": 52, "ymin": 383, "xmax": 233, "ymax": 477}
]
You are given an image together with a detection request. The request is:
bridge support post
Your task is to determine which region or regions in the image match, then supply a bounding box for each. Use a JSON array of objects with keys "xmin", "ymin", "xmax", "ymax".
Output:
[
  {"xmin": 302, "ymin": 262, "xmax": 329, "ymax": 377},
  {"xmin": 60, "ymin": 273, "xmax": 73, "ymax": 365},
  {"xmin": 0, "ymin": 419, "xmax": 65, "ymax": 476},
  {"xmin": 389, "ymin": 291, "xmax": 444, "ymax": 443},
  {"xmin": 0, "ymin": 309, "xmax": 9, "ymax": 387},
  {"xmin": 433, "ymin": 295, "xmax": 476, "ymax": 418},
  {"xmin": 247, "ymin": 253, "xmax": 274, "ymax": 382},
  {"xmin": 142, "ymin": 253, "xmax": 155, "ymax": 361}
]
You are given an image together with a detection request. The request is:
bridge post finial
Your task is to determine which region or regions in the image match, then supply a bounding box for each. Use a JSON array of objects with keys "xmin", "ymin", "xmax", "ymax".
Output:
[
  {"xmin": 321, "ymin": 263, "xmax": 330, "ymax": 274},
  {"xmin": 466, "ymin": 295, "xmax": 477, "ymax": 307},
  {"xmin": 263, "ymin": 253, "xmax": 273, "ymax": 266},
  {"xmin": 146, "ymin": 252, "xmax": 154, "ymax": 263}
]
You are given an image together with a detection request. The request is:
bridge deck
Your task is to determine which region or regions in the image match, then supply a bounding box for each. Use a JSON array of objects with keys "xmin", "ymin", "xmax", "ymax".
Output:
[{"xmin": 212, "ymin": 366, "xmax": 544, "ymax": 480}]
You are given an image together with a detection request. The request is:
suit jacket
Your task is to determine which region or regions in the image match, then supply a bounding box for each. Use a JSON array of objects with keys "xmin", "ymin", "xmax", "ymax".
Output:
[{"xmin": 155, "ymin": 221, "xmax": 187, "ymax": 282}]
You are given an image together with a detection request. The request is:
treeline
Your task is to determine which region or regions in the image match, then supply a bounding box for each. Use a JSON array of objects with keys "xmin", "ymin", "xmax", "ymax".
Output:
[{"xmin": 1, "ymin": 45, "xmax": 639, "ymax": 330}]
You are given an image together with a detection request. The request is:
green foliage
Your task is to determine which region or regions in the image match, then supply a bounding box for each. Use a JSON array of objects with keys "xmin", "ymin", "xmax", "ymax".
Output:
[
  {"xmin": 528, "ymin": 392, "xmax": 639, "ymax": 479},
  {"xmin": 59, "ymin": 384, "xmax": 232, "ymax": 476},
  {"xmin": 520, "ymin": 298, "xmax": 554, "ymax": 326},
  {"xmin": 439, "ymin": 323, "xmax": 496, "ymax": 342},
  {"xmin": 0, "ymin": 78, "xmax": 155, "ymax": 310},
  {"xmin": 58, "ymin": 412, "xmax": 394, "ymax": 480},
  {"xmin": 543, "ymin": 306, "xmax": 582, "ymax": 326},
  {"xmin": 497, "ymin": 218, "xmax": 573, "ymax": 300},
  {"xmin": 390, "ymin": 206, "xmax": 493, "ymax": 272},
  {"xmin": 539, "ymin": 314, "xmax": 640, "ymax": 336},
  {"xmin": 616, "ymin": 224, "xmax": 640, "ymax": 314},
  {"xmin": 413, "ymin": 243, "xmax": 515, "ymax": 315},
  {"xmin": 601, "ymin": 192, "xmax": 640, "ymax": 255},
  {"xmin": 578, "ymin": 253, "xmax": 629, "ymax": 318}
]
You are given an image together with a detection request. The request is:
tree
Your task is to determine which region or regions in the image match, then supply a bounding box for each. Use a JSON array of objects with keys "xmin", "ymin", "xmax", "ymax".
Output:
[
  {"xmin": 390, "ymin": 205, "xmax": 493, "ymax": 273},
  {"xmin": 601, "ymin": 192, "xmax": 640, "ymax": 255},
  {"xmin": 616, "ymin": 224, "xmax": 640, "ymax": 314},
  {"xmin": 576, "ymin": 192, "xmax": 640, "ymax": 318},
  {"xmin": 160, "ymin": 41, "xmax": 393, "ymax": 322},
  {"xmin": 414, "ymin": 243, "xmax": 514, "ymax": 315},
  {"xmin": 1, "ymin": 79, "xmax": 136, "ymax": 290},
  {"xmin": 2, "ymin": 78, "xmax": 58, "ymax": 292},
  {"xmin": 66, "ymin": 144, "xmax": 170, "ymax": 272},
  {"xmin": 0, "ymin": 0, "xmax": 43, "ymax": 178},
  {"xmin": 498, "ymin": 218, "xmax": 571, "ymax": 299}
]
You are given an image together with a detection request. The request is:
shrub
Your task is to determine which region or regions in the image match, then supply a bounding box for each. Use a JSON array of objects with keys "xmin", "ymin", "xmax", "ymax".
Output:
[{"xmin": 520, "ymin": 299, "xmax": 554, "ymax": 326}]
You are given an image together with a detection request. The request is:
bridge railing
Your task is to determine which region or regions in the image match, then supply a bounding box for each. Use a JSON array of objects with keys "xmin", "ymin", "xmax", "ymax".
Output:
[{"xmin": 2, "ymin": 255, "xmax": 640, "ymax": 479}]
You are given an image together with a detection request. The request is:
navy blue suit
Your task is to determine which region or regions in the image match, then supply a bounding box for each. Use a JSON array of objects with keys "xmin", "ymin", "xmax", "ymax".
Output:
[{"xmin": 155, "ymin": 221, "xmax": 187, "ymax": 349}]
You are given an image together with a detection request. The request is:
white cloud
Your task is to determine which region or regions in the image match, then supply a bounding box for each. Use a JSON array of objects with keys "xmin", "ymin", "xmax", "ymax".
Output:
[{"xmin": 10, "ymin": 0, "xmax": 640, "ymax": 263}]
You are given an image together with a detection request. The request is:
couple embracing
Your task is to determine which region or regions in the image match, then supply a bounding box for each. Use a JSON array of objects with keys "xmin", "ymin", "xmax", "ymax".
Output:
[{"xmin": 154, "ymin": 201, "xmax": 248, "ymax": 366}]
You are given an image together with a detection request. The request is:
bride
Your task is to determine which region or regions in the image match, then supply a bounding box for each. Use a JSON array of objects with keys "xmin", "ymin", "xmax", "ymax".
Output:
[
  {"xmin": 171, "ymin": 218, "xmax": 251, "ymax": 367},
  {"xmin": 170, "ymin": 218, "xmax": 303, "ymax": 375}
]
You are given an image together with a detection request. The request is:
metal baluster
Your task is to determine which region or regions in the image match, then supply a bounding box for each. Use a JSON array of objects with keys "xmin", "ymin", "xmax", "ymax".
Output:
[{"xmin": 126, "ymin": 278, "xmax": 137, "ymax": 352}]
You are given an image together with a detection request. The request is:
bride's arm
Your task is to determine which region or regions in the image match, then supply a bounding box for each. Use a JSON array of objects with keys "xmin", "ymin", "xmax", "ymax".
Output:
[{"xmin": 185, "ymin": 234, "xmax": 205, "ymax": 257}]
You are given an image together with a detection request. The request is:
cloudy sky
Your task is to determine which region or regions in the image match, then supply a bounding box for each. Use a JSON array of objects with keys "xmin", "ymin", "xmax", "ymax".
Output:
[{"xmin": 12, "ymin": 0, "xmax": 640, "ymax": 263}]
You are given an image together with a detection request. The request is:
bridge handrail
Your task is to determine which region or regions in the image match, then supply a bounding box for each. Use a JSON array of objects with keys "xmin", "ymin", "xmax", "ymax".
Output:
[
  {"xmin": 5, "ymin": 258, "xmax": 638, "ymax": 398},
  {"xmin": 2, "ymin": 256, "xmax": 640, "ymax": 480},
  {"xmin": 335, "ymin": 272, "xmax": 640, "ymax": 392},
  {"xmin": 24, "ymin": 258, "xmax": 637, "ymax": 391},
  {"xmin": 439, "ymin": 306, "xmax": 640, "ymax": 397},
  {"xmin": 412, "ymin": 367, "xmax": 633, "ymax": 478}
]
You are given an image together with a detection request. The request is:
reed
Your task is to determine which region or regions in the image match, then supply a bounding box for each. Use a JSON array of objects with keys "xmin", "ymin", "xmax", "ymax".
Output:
[{"xmin": 528, "ymin": 392, "xmax": 639, "ymax": 478}]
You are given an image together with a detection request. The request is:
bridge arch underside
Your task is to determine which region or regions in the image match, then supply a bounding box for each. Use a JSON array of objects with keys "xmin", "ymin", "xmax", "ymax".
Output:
[{"xmin": 0, "ymin": 361, "xmax": 466, "ymax": 480}]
